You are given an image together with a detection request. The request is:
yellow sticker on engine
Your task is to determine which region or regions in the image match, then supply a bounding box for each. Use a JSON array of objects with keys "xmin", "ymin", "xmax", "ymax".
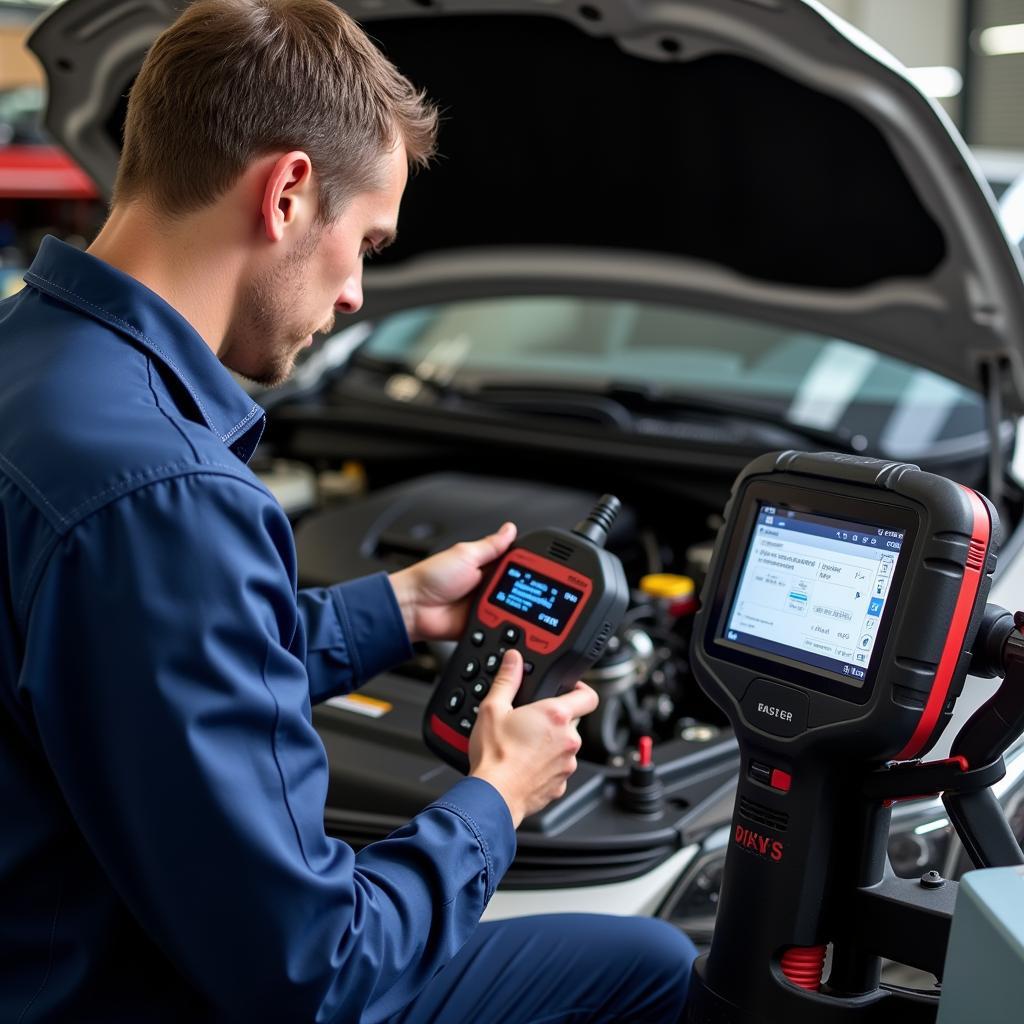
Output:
[{"xmin": 324, "ymin": 694, "xmax": 394, "ymax": 718}]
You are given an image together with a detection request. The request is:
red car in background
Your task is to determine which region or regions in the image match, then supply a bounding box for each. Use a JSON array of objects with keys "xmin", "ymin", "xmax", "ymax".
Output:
[{"xmin": 0, "ymin": 84, "xmax": 100, "ymax": 298}]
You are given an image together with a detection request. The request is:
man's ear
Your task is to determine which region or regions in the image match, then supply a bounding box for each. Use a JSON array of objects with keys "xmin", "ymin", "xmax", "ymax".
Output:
[{"xmin": 260, "ymin": 152, "xmax": 314, "ymax": 243}]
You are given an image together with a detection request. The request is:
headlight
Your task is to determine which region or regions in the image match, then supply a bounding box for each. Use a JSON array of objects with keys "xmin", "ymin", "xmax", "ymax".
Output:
[
  {"xmin": 1005, "ymin": 787, "xmax": 1024, "ymax": 849},
  {"xmin": 888, "ymin": 739, "xmax": 1024, "ymax": 880},
  {"xmin": 993, "ymin": 739, "xmax": 1024, "ymax": 854},
  {"xmin": 887, "ymin": 804, "xmax": 957, "ymax": 878}
]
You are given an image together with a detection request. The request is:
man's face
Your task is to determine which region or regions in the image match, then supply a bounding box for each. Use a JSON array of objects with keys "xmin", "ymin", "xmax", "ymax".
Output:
[{"xmin": 222, "ymin": 142, "xmax": 408, "ymax": 386}]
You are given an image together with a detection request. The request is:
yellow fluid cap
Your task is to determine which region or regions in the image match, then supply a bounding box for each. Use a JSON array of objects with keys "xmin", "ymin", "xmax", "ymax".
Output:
[
  {"xmin": 639, "ymin": 574, "xmax": 696, "ymax": 600},
  {"xmin": 341, "ymin": 460, "xmax": 367, "ymax": 484}
]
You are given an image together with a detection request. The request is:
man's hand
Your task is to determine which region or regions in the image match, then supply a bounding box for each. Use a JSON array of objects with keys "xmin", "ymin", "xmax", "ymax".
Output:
[
  {"xmin": 388, "ymin": 522, "xmax": 517, "ymax": 644},
  {"xmin": 469, "ymin": 650, "xmax": 600, "ymax": 828}
]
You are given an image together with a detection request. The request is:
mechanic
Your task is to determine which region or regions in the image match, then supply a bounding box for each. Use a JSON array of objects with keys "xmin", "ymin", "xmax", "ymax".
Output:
[{"xmin": 0, "ymin": 1, "xmax": 696, "ymax": 1021}]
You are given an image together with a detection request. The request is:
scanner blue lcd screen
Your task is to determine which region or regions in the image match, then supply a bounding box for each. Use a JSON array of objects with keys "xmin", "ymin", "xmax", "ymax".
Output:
[
  {"xmin": 723, "ymin": 504, "xmax": 906, "ymax": 685},
  {"xmin": 487, "ymin": 562, "xmax": 584, "ymax": 635}
]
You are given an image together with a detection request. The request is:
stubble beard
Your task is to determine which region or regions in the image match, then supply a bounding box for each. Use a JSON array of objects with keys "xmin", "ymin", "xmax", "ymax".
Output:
[{"xmin": 224, "ymin": 229, "xmax": 336, "ymax": 388}]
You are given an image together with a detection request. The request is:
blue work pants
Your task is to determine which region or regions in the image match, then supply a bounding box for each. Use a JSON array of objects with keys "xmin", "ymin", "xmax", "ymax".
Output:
[{"xmin": 390, "ymin": 914, "xmax": 696, "ymax": 1023}]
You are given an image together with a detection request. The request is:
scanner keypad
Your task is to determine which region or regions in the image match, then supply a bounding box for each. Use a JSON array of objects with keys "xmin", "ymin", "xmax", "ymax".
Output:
[{"xmin": 443, "ymin": 624, "xmax": 538, "ymax": 739}]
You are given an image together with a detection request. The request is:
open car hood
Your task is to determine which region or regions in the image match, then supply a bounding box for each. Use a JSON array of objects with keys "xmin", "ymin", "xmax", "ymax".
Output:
[{"xmin": 28, "ymin": 0, "xmax": 1024, "ymax": 411}]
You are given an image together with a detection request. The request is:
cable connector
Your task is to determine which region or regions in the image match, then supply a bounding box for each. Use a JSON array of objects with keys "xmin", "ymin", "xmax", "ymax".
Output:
[{"xmin": 572, "ymin": 494, "xmax": 621, "ymax": 548}]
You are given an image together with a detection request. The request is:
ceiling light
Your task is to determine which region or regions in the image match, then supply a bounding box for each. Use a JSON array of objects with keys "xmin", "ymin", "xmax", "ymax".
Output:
[
  {"xmin": 904, "ymin": 66, "xmax": 963, "ymax": 99},
  {"xmin": 979, "ymin": 23, "xmax": 1024, "ymax": 57}
]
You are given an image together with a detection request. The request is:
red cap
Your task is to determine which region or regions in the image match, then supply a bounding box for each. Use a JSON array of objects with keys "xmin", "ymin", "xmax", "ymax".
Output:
[{"xmin": 638, "ymin": 736, "xmax": 653, "ymax": 767}]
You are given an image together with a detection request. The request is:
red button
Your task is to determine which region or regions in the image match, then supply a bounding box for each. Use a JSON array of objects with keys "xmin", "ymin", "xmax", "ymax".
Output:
[{"xmin": 770, "ymin": 769, "xmax": 792, "ymax": 793}]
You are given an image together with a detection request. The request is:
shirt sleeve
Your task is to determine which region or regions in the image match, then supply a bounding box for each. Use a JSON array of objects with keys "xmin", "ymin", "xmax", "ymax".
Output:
[
  {"xmin": 22, "ymin": 470, "xmax": 516, "ymax": 1024},
  {"xmin": 297, "ymin": 574, "xmax": 415, "ymax": 704}
]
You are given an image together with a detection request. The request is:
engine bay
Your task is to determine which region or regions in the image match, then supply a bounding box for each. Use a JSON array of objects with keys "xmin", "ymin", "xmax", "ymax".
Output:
[
  {"xmin": 287, "ymin": 471, "xmax": 740, "ymax": 898},
  {"xmin": 294, "ymin": 472, "xmax": 731, "ymax": 762}
]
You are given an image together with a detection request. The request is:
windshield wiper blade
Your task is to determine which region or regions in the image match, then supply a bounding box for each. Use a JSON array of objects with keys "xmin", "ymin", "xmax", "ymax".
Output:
[
  {"xmin": 474, "ymin": 379, "xmax": 860, "ymax": 453},
  {"xmin": 351, "ymin": 358, "xmax": 859, "ymax": 453}
]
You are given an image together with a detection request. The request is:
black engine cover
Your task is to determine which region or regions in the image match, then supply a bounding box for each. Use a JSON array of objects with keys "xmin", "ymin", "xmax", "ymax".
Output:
[{"xmin": 294, "ymin": 472, "xmax": 634, "ymax": 586}]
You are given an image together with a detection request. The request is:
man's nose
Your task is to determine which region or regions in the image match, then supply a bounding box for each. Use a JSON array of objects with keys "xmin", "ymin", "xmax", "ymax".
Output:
[{"xmin": 335, "ymin": 272, "xmax": 364, "ymax": 315}]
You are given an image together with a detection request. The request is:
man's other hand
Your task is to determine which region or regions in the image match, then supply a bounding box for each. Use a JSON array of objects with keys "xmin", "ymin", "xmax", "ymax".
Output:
[
  {"xmin": 469, "ymin": 650, "xmax": 599, "ymax": 827},
  {"xmin": 388, "ymin": 522, "xmax": 517, "ymax": 643}
]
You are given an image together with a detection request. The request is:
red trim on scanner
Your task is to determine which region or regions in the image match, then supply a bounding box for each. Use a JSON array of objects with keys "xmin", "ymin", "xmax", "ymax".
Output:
[
  {"xmin": 893, "ymin": 487, "xmax": 990, "ymax": 761},
  {"xmin": 429, "ymin": 714, "xmax": 469, "ymax": 753},
  {"xmin": 0, "ymin": 146, "xmax": 99, "ymax": 200},
  {"xmin": 477, "ymin": 547, "xmax": 594, "ymax": 655}
]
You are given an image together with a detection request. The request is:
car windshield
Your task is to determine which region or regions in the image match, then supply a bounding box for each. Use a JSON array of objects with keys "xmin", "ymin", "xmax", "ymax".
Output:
[{"xmin": 360, "ymin": 295, "xmax": 985, "ymax": 459}]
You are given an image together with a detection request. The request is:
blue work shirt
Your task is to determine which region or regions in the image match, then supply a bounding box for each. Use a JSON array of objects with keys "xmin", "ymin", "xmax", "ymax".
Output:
[{"xmin": 0, "ymin": 237, "xmax": 516, "ymax": 1023}]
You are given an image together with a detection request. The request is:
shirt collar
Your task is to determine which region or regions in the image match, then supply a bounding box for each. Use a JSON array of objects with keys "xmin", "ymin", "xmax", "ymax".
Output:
[{"xmin": 24, "ymin": 236, "xmax": 266, "ymax": 463}]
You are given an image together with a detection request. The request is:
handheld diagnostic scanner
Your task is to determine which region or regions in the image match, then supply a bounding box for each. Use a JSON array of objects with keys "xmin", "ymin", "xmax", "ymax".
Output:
[
  {"xmin": 424, "ymin": 496, "xmax": 629, "ymax": 773},
  {"xmin": 685, "ymin": 452, "xmax": 998, "ymax": 1021}
]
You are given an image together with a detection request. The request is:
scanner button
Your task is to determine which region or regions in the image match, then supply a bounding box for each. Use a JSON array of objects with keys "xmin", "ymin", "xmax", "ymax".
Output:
[
  {"xmin": 770, "ymin": 769, "xmax": 792, "ymax": 793},
  {"xmin": 446, "ymin": 689, "xmax": 465, "ymax": 714},
  {"xmin": 484, "ymin": 653, "xmax": 501, "ymax": 674},
  {"xmin": 470, "ymin": 630, "xmax": 486, "ymax": 647},
  {"xmin": 748, "ymin": 760, "xmax": 772, "ymax": 785},
  {"xmin": 460, "ymin": 659, "xmax": 479, "ymax": 679},
  {"xmin": 458, "ymin": 717, "xmax": 474, "ymax": 734},
  {"xmin": 523, "ymin": 661, "xmax": 535, "ymax": 675},
  {"xmin": 471, "ymin": 679, "xmax": 490, "ymax": 699},
  {"xmin": 502, "ymin": 626, "xmax": 520, "ymax": 645},
  {"xmin": 741, "ymin": 679, "xmax": 808, "ymax": 738}
]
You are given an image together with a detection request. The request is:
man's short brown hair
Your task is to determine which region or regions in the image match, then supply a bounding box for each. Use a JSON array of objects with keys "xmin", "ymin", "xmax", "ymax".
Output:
[{"xmin": 113, "ymin": 0, "xmax": 438, "ymax": 222}]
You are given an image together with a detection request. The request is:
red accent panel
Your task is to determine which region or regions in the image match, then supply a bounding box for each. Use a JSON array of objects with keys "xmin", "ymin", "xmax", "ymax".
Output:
[
  {"xmin": 429, "ymin": 714, "xmax": 469, "ymax": 753},
  {"xmin": 894, "ymin": 487, "xmax": 990, "ymax": 761},
  {"xmin": 0, "ymin": 146, "xmax": 99, "ymax": 200},
  {"xmin": 770, "ymin": 769, "xmax": 792, "ymax": 793},
  {"xmin": 780, "ymin": 946, "xmax": 826, "ymax": 991},
  {"xmin": 880, "ymin": 755, "xmax": 970, "ymax": 806},
  {"xmin": 935, "ymin": 755, "xmax": 970, "ymax": 772},
  {"xmin": 477, "ymin": 547, "xmax": 594, "ymax": 655}
]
